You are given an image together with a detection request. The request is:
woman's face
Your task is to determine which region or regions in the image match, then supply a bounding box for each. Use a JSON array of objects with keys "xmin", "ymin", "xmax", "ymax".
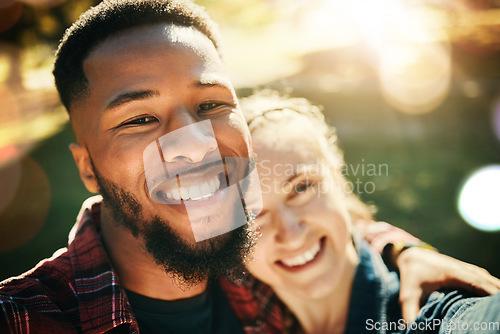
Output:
[{"xmin": 246, "ymin": 116, "xmax": 357, "ymax": 299}]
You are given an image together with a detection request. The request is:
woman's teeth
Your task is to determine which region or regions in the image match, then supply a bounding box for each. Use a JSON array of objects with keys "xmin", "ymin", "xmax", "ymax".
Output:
[
  {"xmin": 281, "ymin": 240, "xmax": 321, "ymax": 267},
  {"xmin": 163, "ymin": 174, "xmax": 221, "ymax": 201}
]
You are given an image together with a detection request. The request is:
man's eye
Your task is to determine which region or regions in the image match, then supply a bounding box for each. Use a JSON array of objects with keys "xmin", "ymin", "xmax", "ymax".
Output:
[
  {"xmin": 120, "ymin": 116, "xmax": 158, "ymax": 127},
  {"xmin": 198, "ymin": 102, "xmax": 226, "ymax": 114}
]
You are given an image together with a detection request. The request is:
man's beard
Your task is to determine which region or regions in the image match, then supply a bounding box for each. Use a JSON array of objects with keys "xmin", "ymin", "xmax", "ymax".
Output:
[{"xmin": 92, "ymin": 165, "xmax": 256, "ymax": 285}]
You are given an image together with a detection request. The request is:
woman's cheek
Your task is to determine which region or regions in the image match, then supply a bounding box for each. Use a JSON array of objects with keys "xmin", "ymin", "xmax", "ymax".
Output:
[{"xmin": 248, "ymin": 236, "xmax": 272, "ymax": 277}]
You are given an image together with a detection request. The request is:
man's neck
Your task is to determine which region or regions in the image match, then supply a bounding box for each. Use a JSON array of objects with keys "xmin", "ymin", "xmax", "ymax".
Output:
[{"xmin": 99, "ymin": 208, "xmax": 208, "ymax": 301}]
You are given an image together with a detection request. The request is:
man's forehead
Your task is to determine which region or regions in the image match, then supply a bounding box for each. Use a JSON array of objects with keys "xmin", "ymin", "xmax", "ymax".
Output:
[
  {"xmin": 88, "ymin": 23, "xmax": 219, "ymax": 61},
  {"xmin": 84, "ymin": 23, "xmax": 229, "ymax": 89}
]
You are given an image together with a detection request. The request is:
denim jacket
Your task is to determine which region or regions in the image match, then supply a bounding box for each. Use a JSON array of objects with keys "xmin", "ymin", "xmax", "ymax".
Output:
[{"xmin": 345, "ymin": 237, "xmax": 500, "ymax": 334}]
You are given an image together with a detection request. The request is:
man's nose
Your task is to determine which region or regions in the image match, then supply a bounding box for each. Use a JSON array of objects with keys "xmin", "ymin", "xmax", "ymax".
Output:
[
  {"xmin": 160, "ymin": 115, "xmax": 218, "ymax": 164},
  {"xmin": 273, "ymin": 206, "xmax": 306, "ymax": 245}
]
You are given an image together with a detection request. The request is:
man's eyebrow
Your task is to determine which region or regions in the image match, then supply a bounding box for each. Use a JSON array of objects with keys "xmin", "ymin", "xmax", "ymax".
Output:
[
  {"xmin": 195, "ymin": 76, "xmax": 233, "ymax": 90},
  {"xmin": 105, "ymin": 90, "xmax": 159, "ymax": 111}
]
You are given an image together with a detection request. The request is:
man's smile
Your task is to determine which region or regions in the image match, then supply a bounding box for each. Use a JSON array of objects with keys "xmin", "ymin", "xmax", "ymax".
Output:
[
  {"xmin": 154, "ymin": 171, "xmax": 224, "ymax": 202},
  {"xmin": 146, "ymin": 158, "xmax": 243, "ymax": 205}
]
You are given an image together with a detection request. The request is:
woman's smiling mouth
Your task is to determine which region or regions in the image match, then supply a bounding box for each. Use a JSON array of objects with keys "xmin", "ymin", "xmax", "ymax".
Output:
[{"xmin": 277, "ymin": 237, "xmax": 326, "ymax": 270}]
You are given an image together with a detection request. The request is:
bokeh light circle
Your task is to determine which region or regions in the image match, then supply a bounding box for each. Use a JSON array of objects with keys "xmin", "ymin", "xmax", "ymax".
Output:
[
  {"xmin": 379, "ymin": 41, "xmax": 451, "ymax": 115},
  {"xmin": 0, "ymin": 157, "xmax": 21, "ymax": 213},
  {"xmin": 0, "ymin": 156, "xmax": 51, "ymax": 253},
  {"xmin": 0, "ymin": 1, "xmax": 23, "ymax": 33},
  {"xmin": 457, "ymin": 165, "xmax": 500, "ymax": 232}
]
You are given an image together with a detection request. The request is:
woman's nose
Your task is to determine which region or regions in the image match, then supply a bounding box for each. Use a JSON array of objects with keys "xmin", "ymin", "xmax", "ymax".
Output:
[{"xmin": 273, "ymin": 207, "xmax": 306, "ymax": 245}]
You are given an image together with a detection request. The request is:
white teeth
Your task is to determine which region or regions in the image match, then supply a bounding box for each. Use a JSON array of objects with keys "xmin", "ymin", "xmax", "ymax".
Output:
[
  {"xmin": 163, "ymin": 174, "xmax": 221, "ymax": 201},
  {"xmin": 281, "ymin": 241, "xmax": 321, "ymax": 267},
  {"xmin": 200, "ymin": 183, "xmax": 211, "ymax": 197},
  {"xmin": 180, "ymin": 187, "xmax": 190, "ymax": 200},
  {"xmin": 171, "ymin": 188, "xmax": 181, "ymax": 201},
  {"xmin": 188, "ymin": 185, "xmax": 201, "ymax": 200}
]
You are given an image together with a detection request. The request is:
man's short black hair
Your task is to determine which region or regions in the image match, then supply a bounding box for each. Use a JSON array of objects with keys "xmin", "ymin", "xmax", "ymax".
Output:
[{"xmin": 53, "ymin": 0, "xmax": 222, "ymax": 112}]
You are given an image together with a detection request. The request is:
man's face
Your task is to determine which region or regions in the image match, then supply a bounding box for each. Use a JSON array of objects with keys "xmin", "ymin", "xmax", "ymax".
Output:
[{"xmin": 70, "ymin": 24, "xmax": 254, "ymax": 281}]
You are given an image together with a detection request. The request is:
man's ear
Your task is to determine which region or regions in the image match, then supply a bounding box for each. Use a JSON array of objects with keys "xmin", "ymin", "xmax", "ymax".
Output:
[{"xmin": 69, "ymin": 143, "xmax": 99, "ymax": 193}]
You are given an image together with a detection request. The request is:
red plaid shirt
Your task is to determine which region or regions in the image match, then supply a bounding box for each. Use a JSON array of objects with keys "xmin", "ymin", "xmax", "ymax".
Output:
[
  {"xmin": 0, "ymin": 197, "xmax": 138, "ymax": 333},
  {"xmin": 0, "ymin": 196, "xmax": 284, "ymax": 333},
  {"xmin": 0, "ymin": 196, "xmax": 416, "ymax": 333}
]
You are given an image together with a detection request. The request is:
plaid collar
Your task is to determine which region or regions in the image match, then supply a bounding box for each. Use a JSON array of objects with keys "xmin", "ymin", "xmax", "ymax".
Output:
[
  {"xmin": 70, "ymin": 196, "xmax": 284, "ymax": 333},
  {"xmin": 219, "ymin": 273, "xmax": 285, "ymax": 333},
  {"xmin": 68, "ymin": 195, "xmax": 138, "ymax": 333}
]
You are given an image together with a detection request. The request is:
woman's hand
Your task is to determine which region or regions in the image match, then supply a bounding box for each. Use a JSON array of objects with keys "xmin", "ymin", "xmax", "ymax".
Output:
[{"xmin": 397, "ymin": 247, "xmax": 500, "ymax": 322}]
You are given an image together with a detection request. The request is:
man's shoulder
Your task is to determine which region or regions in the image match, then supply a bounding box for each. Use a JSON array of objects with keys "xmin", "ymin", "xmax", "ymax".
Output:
[
  {"xmin": 0, "ymin": 248, "xmax": 81, "ymax": 332},
  {"xmin": 0, "ymin": 247, "xmax": 74, "ymax": 295}
]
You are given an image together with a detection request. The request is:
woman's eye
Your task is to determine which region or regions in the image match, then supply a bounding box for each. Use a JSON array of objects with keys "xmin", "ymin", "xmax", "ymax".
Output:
[
  {"xmin": 121, "ymin": 116, "xmax": 158, "ymax": 127},
  {"xmin": 294, "ymin": 182, "xmax": 313, "ymax": 194},
  {"xmin": 288, "ymin": 181, "xmax": 317, "ymax": 206}
]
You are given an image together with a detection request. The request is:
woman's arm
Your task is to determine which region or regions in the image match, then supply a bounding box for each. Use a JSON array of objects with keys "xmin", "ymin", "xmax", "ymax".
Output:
[{"xmin": 355, "ymin": 220, "xmax": 500, "ymax": 321}]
